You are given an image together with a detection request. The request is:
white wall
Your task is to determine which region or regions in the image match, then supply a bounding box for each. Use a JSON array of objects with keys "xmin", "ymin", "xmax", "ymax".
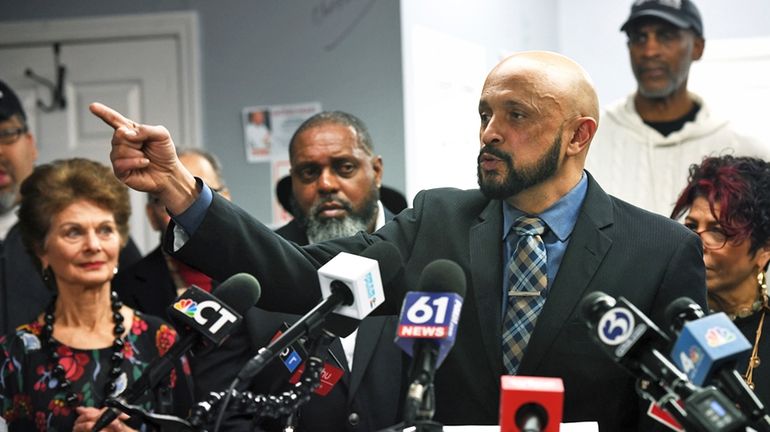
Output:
[
  {"xmin": 400, "ymin": 0, "xmax": 559, "ymax": 199},
  {"xmin": 558, "ymin": 0, "xmax": 770, "ymax": 107}
]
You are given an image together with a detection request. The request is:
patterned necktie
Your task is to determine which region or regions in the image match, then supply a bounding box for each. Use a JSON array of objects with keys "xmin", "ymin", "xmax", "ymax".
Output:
[{"xmin": 502, "ymin": 216, "xmax": 548, "ymax": 375}]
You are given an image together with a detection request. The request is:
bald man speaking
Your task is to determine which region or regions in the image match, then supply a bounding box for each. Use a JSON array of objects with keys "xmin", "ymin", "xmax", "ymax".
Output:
[{"xmin": 91, "ymin": 51, "xmax": 706, "ymax": 430}]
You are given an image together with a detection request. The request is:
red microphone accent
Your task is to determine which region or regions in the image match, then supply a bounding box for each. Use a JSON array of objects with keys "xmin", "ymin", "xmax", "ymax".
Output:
[{"xmin": 500, "ymin": 375, "xmax": 563, "ymax": 432}]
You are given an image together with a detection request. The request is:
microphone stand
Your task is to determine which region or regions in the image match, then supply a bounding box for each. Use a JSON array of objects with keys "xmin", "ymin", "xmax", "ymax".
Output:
[
  {"xmin": 378, "ymin": 373, "xmax": 444, "ymax": 432},
  {"xmin": 104, "ymin": 398, "xmax": 195, "ymax": 432},
  {"xmin": 187, "ymin": 330, "xmax": 335, "ymax": 431}
]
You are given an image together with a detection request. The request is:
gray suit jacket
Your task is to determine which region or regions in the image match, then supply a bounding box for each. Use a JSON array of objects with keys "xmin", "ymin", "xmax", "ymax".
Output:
[{"xmin": 169, "ymin": 172, "xmax": 706, "ymax": 431}]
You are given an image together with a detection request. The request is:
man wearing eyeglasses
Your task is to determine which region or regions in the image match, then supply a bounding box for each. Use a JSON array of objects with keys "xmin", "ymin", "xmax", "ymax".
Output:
[
  {"xmin": 0, "ymin": 79, "xmax": 46, "ymax": 337},
  {"xmin": 0, "ymin": 80, "xmax": 144, "ymax": 337},
  {"xmin": 113, "ymin": 147, "xmax": 231, "ymax": 318},
  {"xmin": 585, "ymin": 0, "xmax": 768, "ymax": 217}
]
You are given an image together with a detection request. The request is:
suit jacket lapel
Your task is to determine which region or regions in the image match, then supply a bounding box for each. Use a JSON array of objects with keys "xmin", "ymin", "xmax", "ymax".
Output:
[
  {"xmin": 328, "ymin": 337, "xmax": 351, "ymax": 389},
  {"xmin": 469, "ymin": 199, "xmax": 505, "ymax": 375},
  {"xmin": 519, "ymin": 174, "xmax": 614, "ymax": 373},
  {"xmin": 134, "ymin": 247, "xmax": 177, "ymax": 313},
  {"xmin": 347, "ymin": 317, "xmax": 388, "ymax": 398}
]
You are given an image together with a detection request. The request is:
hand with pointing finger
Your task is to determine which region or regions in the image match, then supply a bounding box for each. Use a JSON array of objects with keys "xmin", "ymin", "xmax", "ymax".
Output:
[{"xmin": 89, "ymin": 102, "xmax": 198, "ymax": 215}]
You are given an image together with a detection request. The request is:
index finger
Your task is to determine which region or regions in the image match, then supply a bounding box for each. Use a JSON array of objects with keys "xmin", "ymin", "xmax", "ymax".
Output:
[{"xmin": 89, "ymin": 102, "xmax": 134, "ymax": 130}]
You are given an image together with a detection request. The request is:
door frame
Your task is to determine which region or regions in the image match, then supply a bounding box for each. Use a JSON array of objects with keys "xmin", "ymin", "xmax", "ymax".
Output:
[{"xmin": 0, "ymin": 11, "xmax": 202, "ymax": 149}]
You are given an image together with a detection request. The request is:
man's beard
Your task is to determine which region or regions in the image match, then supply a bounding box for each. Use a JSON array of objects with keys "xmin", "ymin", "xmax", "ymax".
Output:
[
  {"xmin": 633, "ymin": 59, "xmax": 690, "ymax": 99},
  {"xmin": 477, "ymin": 132, "xmax": 561, "ymax": 200},
  {"xmin": 296, "ymin": 186, "xmax": 380, "ymax": 244}
]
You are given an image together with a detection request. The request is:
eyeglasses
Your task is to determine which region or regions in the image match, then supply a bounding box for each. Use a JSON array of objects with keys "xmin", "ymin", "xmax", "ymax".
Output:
[
  {"xmin": 689, "ymin": 228, "xmax": 729, "ymax": 250},
  {"xmin": 0, "ymin": 126, "xmax": 28, "ymax": 145}
]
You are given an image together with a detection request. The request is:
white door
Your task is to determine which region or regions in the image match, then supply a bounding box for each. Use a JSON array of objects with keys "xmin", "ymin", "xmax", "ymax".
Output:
[{"xmin": 0, "ymin": 12, "xmax": 201, "ymax": 254}]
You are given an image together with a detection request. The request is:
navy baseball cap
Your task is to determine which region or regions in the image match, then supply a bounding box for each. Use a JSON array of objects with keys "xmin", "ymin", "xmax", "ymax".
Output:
[
  {"xmin": 621, "ymin": 0, "xmax": 704, "ymax": 37},
  {"xmin": 0, "ymin": 80, "xmax": 26, "ymax": 122}
]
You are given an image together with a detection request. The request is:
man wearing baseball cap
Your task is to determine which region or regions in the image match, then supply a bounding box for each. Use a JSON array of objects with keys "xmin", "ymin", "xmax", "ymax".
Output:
[
  {"xmin": 0, "ymin": 80, "xmax": 141, "ymax": 336},
  {"xmin": 0, "ymin": 79, "xmax": 48, "ymax": 337},
  {"xmin": 586, "ymin": 0, "xmax": 769, "ymax": 216}
]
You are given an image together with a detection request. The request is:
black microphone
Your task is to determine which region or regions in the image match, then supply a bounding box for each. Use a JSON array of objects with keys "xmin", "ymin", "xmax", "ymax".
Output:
[
  {"xmin": 395, "ymin": 259, "xmax": 466, "ymax": 425},
  {"xmin": 580, "ymin": 291, "xmax": 747, "ymax": 432},
  {"xmin": 666, "ymin": 298, "xmax": 770, "ymax": 431},
  {"xmin": 92, "ymin": 273, "xmax": 261, "ymax": 432},
  {"xmin": 235, "ymin": 242, "xmax": 403, "ymax": 383}
]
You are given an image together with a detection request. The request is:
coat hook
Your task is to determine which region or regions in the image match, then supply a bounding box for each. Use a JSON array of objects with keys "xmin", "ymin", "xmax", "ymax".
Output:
[{"xmin": 24, "ymin": 43, "xmax": 67, "ymax": 113}]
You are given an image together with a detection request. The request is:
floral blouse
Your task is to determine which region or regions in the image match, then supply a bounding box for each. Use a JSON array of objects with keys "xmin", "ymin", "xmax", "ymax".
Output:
[{"xmin": 0, "ymin": 311, "xmax": 193, "ymax": 431}]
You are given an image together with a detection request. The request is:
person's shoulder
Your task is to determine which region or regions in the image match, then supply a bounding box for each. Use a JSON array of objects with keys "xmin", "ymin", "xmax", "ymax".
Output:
[
  {"xmin": 603, "ymin": 94, "xmax": 633, "ymax": 114},
  {"xmin": 1, "ymin": 321, "xmax": 45, "ymax": 355},
  {"xmin": 114, "ymin": 246, "xmax": 164, "ymax": 279},
  {"xmin": 274, "ymin": 219, "xmax": 307, "ymax": 244},
  {"xmin": 416, "ymin": 187, "xmax": 485, "ymax": 201},
  {"xmin": 413, "ymin": 187, "xmax": 489, "ymax": 214},
  {"xmin": 597, "ymin": 94, "xmax": 639, "ymax": 131},
  {"xmin": 607, "ymin": 194, "xmax": 694, "ymax": 239}
]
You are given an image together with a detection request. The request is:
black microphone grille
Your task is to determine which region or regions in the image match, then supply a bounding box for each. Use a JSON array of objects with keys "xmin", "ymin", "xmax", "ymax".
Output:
[
  {"xmin": 215, "ymin": 273, "xmax": 262, "ymax": 314},
  {"xmin": 579, "ymin": 291, "xmax": 615, "ymax": 327},
  {"xmin": 417, "ymin": 259, "xmax": 467, "ymax": 298},
  {"xmin": 360, "ymin": 241, "xmax": 403, "ymax": 285},
  {"xmin": 664, "ymin": 297, "xmax": 704, "ymax": 334}
]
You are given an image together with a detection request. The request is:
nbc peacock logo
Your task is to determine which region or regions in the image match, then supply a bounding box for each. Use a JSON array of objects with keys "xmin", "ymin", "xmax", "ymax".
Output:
[{"xmin": 173, "ymin": 298, "xmax": 198, "ymax": 318}]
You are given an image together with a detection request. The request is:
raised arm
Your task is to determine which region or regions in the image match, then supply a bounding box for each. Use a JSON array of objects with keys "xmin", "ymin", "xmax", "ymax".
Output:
[{"xmin": 89, "ymin": 102, "xmax": 198, "ymax": 215}]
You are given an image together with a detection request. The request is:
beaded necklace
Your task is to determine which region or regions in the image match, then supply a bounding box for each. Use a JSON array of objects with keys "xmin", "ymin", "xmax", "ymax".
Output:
[{"xmin": 42, "ymin": 291, "xmax": 126, "ymax": 407}]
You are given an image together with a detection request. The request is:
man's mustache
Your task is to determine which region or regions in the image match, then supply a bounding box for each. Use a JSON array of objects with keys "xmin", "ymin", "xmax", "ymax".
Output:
[
  {"xmin": 478, "ymin": 146, "xmax": 512, "ymax": 164},
  {"xmin": 311, "ymin": 196, "xmax": 354, "ymax": 217}
]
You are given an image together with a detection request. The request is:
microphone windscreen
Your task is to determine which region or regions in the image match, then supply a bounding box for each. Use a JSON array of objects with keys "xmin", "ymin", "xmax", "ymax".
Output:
[
  {"xmin": 360, "ymin": 242, "xmax": 403, "ymax": 286},
  {"xmin": 579, "ymin": 291, "xmax": 614, "ymax": 326},
  {"xmin": 417, "ymin": 259, "xmax": 467, "ymax": 298},
  {"xmin": 215, "ymin": 273, "xmax": 262, "ymax": 314},
  {"xmin": 663, "ymin": 297, "xmax": 704, "ymax": 334}
]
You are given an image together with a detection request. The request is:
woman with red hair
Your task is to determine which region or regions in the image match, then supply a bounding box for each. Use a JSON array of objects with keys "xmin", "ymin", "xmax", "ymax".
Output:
[{"xmin": 672, "ymin": 155, "xmax": 770, "ymax": 405}]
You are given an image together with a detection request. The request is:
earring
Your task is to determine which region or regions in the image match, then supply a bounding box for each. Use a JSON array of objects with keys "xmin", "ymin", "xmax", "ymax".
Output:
[
  {"xmin": 759, "ymin": 271, "xmax": 767, "ymax": 292},
  {"xmin": 42, "ymin": 266, "xmax": 57, "ymax": 291},
  {"xmin": 113, "ymin": 265, "xmax": 119, "ymax": 275}
]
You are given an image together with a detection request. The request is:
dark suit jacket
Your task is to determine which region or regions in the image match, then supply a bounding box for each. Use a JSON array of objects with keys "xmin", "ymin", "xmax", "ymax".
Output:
[
  {"xmin": 0, "ymin": 224, "xmax": 50, "ymax": 337},
  {"xmin": 193, "ymin": 210, "xmax": 405, "ymax": 431},
  {"xmin": 112, "ymin": 246, "xmax": 178, "ymax": 319},
  {"xmin": 169, "ymin": 173, "xmax": 707, "ymax": 431}
]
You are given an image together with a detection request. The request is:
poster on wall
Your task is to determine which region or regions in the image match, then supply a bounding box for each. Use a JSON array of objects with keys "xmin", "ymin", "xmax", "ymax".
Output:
[
  {"xmin": 242, "ymin": 101, "xmax": 322, "ymax": 227},
  {"xmin": 242, "ymin": 102, "xmax": 322, "ymax": 163}
]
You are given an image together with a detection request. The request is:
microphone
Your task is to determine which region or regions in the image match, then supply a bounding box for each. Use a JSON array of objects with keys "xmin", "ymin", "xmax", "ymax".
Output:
[
  {"xmin": 666, "ymin": 298, "xmax": 751, "ymax": 386},
  {"xmin": 666, "ymin": 298, "xmax": 770, "ymax": 430},
  {"xmin": 580, "ymin": 292, "xmax": 683, "ymax": 385},
  {"xmin": 395, "ymin": 259, "xmax": 466, "ymax": 425},
  {"xmin": 92, "ymin": 273, "xmax": 260, "ymax": 432},
  {"xmin": 235, "ymin": 242, "xmax": 403, "ymax": 383},
  {"xmin": 580, "ymin": 291, "xmax": 747, "ymax": 432},
  {"xmin": 499, "ymin": 376, "xmax": 563, "ymax": 432}
]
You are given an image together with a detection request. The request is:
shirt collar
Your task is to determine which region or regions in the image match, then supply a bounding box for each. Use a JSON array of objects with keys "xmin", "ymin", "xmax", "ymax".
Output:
[
  {"xmin": 375, "ymin": 200, "xmax": 386, "ymax": 230},
  {"xmin": 502, "ymin": 171, "xmax": 588, "ymax": 242},
  {"xmin": 0, "ymin": 207, "xmax": 18, "ymax": 240}
]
